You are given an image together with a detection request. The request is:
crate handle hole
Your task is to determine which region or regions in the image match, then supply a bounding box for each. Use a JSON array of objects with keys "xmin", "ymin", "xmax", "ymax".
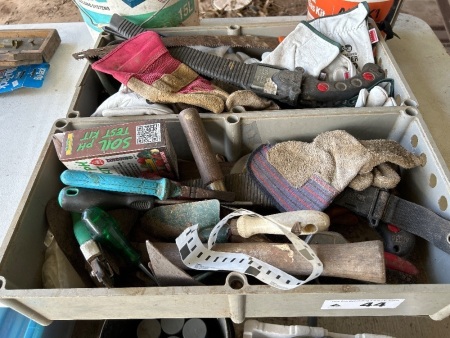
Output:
[
  {"xmin": 67, "ymin": 112, "xmax": 79, "ymax": 118},
  {"xmin": 420, "ymin": 153, "xmax": 427, "ymax": 166},
  {"xmin": 227, "ymin": 25, "xmax": 241, "ymax": 36},
  {"xmin": 230, "ymin": 106, "xmax": 246, "ymax": 114},
  {"xmin": 438, "ymin": 196, "xmax": 448, "ymax": 211},
  {"xmin": 226, "ymin": 272, "xmax": 247, "ymax": 290},
  {"xmin": 429, "ymin": 174, "xmax": 437, "ymax": 188},
  {"xmin": 404, "ymin": 99, "xmax": 419, "ymax": 108},
  {"xmin": 405, "ymin": 107, "xmax": 419, "ymax": 116},
  {"xmin": 227, "ymin": 114, "xmax": 241, "ymax": 124},
  {"xmin": 410, "ymin": 135, "xmax": 419, "ymax": 148},
  {"xmin": 54, "ymin": 119, "xmax": 68, "ymax": 129}
]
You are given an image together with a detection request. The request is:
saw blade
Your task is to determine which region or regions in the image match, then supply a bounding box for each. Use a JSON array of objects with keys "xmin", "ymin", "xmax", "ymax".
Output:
[{"xmin": 73, "ymin": 35, "xmax": 279, "ymax": 60}]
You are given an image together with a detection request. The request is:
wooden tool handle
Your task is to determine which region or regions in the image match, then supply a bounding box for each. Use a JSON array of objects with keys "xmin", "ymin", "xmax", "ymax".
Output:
[
  {"xmin": 149, "ymin": 241, "xmax": 386, "ymax": 284},
  {"xmin": 179, "ymin": 108, "xmax": 226, "ymax": 190},
  {"xmin": 231, "ymin": 211, "xmax": 330, "ymax": 238}
]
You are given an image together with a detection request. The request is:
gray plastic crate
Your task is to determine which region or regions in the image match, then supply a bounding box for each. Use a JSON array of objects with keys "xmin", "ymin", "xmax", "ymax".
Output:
[
  {"xmin": 67, "ymin": 18, "xmax": 418, "ymax": 118},
  {"xmin": 1, "ymin": 106, "xmax": 450, "ymax": 325}
]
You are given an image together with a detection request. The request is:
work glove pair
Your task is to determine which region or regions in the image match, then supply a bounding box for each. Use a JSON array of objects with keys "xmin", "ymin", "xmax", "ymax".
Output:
[
  {"xmin": 355, "ymin": 85, "xmax": 397, "ymax": 107},
  {"xmin": 92, "ymin": 31, "xmax": 229, "ymax": 114},
  {"xmin": 261, "ymin": 2, "xmax": 373, "ymax": 77},
  {"xmin": 247, "ymin": 130, "xmax": 425, "ymax": 212},
  {"xmin": 92, "ymin": 32, "xmax": 278, "ymax": 114},
  {"xmin": 91, "ymin": 84, "xmax": 174, "ymax": 117}
]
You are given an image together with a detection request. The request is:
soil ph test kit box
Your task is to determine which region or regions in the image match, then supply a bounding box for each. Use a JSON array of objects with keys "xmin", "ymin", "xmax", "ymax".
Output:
[{"xmin": 52, "ymin": 120, "xmax": 178, "ymax": 179}]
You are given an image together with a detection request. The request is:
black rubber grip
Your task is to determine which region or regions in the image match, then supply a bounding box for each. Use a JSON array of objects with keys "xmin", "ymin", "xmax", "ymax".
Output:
[
  {"xmin": 299, "ymin": 63, "xmax": 386, "ymax": 107},
  {"xmin": 108, "ymin": 13, "xmax": 147, "ymax": 40},
  {"xmin": 169, "ymin": 46, "xmax": 257, "ymax": 89}
]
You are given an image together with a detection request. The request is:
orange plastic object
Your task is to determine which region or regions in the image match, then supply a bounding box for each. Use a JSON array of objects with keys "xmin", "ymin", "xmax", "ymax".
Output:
[{"xmin": 307, "ymin": 0, "xmax": 394, "ymax": 23}]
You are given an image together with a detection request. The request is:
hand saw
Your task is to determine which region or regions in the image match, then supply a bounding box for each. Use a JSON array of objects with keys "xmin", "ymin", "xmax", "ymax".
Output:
[
  {"xmin": 78, "ymin": 14, "xmax": 387, "ymax": 108},
  {"xmin": 73, "ymin": 13, "xmax": 279, "ymax": 61},
  {"xmin": 73, "ymin": 35, "xmax": 279, "ymax": 61}
]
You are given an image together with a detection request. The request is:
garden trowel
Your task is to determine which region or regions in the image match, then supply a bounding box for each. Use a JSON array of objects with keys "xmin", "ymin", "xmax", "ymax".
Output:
[{"xmin": 140, "ymin": 199, "xmax": 330, "ymax": 242}]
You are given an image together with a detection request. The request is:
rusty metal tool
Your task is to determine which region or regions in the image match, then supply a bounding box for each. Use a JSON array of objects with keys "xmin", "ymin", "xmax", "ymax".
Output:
[
  {"xmin": 72, "ymin": 35, "xmax": 279, "ymax": 61},
  {"xmin": 140, "ymin": 200, "xmax": 329, "ymax": 242},
  {"xmin": 179, "ymin": 108, "xmax": 229, "ymax": 192},
  {"xmin": 146, "ymin": 240, "xmax": 203, "ymax": 287},
  {"xmin": 147, "ymin": 241, "xmax": 386, "ymax": 284},
  {"xmin": 73, "ymin": 13, "xmax": 278, "ymax": 61},
  {"xmin": 183, "ymin": 173, "xmax": 274, "ymax": 207},
  {"xmin": 60, "ymin": 170, "xmax": 235, "ymax": 202}
]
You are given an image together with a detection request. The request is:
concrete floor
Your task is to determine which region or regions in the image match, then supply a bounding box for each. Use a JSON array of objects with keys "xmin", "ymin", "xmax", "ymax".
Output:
[{"xmin": 401, "ymin": 0, "xmax": 450, "ymax": 53}]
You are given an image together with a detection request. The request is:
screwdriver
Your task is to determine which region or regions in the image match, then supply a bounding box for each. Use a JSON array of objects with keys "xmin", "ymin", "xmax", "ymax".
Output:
[
  {"xmin": 72, "ymin": 213, "xmax": 114, "ymax": 288},
  {"xmin": 81, "ymin": 206, "xmax": 158, "ymax": 285}
]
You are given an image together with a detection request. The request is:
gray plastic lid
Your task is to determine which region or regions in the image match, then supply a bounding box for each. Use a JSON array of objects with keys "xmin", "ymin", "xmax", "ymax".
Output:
[
  {"xmin": 182, "ymin": 318, "xmax": 208, "ymax": 338},
  {"xmin": 136, "ymin": 319, "xmax": 161, "ymax": 338},
  {"xmin": 161, "ymin": 318, "xmax": 185, "ymax": 335}
]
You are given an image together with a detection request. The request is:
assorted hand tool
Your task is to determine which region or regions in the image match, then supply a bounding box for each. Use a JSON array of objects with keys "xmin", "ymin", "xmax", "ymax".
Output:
[
  {"xmin": 81, "ymin": 206, "xmax": 158, "ymax": 285},
  {"xmin": 74, "ymin": 14, "xmax": 387, "ymax": 109},
  {"xmin": 139, "ymin": 199, "xmax": 330, "ymax": 242},
  {"xmin": 148, "ymin": 241, "xmax": 386, "ymax": 284},
  {"xmin": 60, "ymin": 170, "xmax": 235, "ymax": 202},
  {"xmin": 47, "ymin": 6, "xmax": 446, "ymax": 293}
]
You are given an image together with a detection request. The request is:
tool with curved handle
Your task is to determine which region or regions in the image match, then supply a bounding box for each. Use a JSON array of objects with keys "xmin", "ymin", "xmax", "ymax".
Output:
[{"xmin": 230, "ymin": 210, "xmax": 330, "ymax": 238}]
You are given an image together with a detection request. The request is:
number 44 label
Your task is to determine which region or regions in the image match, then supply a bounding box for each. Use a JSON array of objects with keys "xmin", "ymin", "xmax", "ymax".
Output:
[{"xmin": 321, "ymin": 299, "xmax": 405, "ymax": 310}]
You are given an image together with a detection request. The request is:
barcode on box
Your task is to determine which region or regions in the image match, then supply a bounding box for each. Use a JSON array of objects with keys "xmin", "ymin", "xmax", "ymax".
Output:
[{"xmin": 136, "ymin": 123, "xmax": 161, "ymax": 145}]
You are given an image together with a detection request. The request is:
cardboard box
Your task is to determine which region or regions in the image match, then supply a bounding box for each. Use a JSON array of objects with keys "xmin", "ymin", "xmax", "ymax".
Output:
[{"xmin": 52, "ymin": 120, "xmax": 178, "ymax": 179}]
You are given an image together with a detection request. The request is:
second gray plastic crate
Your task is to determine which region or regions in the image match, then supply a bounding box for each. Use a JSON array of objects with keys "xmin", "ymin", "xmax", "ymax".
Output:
[
  {"xmin": 1, "ymin": 107, "xmax": 450, "ymax": 325},
  {"xmin": 67, "ymin": 17, "xmax": 418, "ymax": 118}
]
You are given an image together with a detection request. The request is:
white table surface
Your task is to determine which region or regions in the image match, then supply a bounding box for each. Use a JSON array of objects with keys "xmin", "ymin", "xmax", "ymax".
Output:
[
  {"xmin": 0, "ymin": 23, "xmax": 93, "ymax": 249},
  {"xmin": 0, "ymin": 14, "xmax": 449, "ymax": 253}
]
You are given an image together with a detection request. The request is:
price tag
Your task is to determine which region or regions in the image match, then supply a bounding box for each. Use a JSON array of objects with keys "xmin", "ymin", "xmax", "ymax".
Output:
[{"xmin": 321, "ymin": 299, "xmax": 404, "ymax": 310}]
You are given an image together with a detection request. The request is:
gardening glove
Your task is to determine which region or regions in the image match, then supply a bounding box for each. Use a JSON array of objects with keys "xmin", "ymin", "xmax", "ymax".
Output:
[
  {"xmin": 349, "ymin": 139, "xmax": 425, "ymax": 191},
  {"xmin": 92, "ymin": 31, "xmax": 229, "ymax": 114},
  {"xmin": 308, "ymin": 2, "xmax": 374, "ymax": 71},
  {"xmin": 225, "ymin": 90, "xmax": 280, "ymax": 111},
  {"xmin": 260, "ymin": 21, "xmax": 341, "ymax": 77},
  {"xmin": 355, "ymin": 85, "xmax": 397, "ymax": 107},
  {"xmin": 320, "ymin": 54, "xmax": 357, "ymax": 82},
  {"xmin": 247, "ymin": 130, "xmax": 424, "ymax": 212},
  {"xmin": 92, "ymin": 84, "xmax": 174, "ymax": 117},
  {"xmin": 349, "ymin": 163, "xmax": 400, "ymax": 191}
]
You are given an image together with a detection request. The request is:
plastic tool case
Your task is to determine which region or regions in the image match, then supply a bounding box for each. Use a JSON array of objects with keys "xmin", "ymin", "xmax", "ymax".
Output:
[{"xmin": 1, "ymin": 18, "xmax": 450, "ymax": 326}]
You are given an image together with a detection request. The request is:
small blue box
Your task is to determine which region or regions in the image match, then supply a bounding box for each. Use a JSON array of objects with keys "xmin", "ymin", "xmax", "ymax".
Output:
[{"xmin": 121, "ymin": 0, "xmax": 145, "ymax": 8}]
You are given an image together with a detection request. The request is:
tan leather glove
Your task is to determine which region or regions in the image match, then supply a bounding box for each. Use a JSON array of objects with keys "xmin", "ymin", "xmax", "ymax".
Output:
[
  {"xmin": 247, "ymin": 130, "xmax": 425, "ymax": 211},
  {"xmin": 92, "ymin": 31, "xmax": 228, "ymax": 114}
]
